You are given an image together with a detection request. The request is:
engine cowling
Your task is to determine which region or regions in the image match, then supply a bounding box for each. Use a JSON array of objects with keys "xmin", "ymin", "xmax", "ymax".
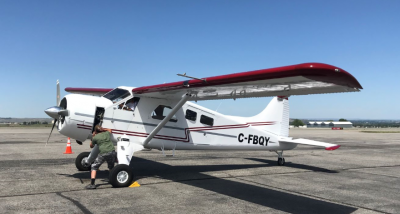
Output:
[{"xmin": 57, "ymin": 94, "xmax": 112, "ymax": 142}]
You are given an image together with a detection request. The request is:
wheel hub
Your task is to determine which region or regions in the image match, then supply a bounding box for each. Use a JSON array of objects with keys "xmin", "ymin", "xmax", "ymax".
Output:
[
  {"xmin": 117, "ymin": 171, "xmax": 129, "ymax": 183},
  {"xmin": 81, "ymin": 157, "xmax": 89, "ymax": 167}
]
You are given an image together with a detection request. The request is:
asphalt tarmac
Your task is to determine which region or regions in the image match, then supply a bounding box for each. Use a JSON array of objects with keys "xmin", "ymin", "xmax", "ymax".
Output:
[{"xmin": 0, "ymin": 127, "xmax": 399, "ymax": 214}]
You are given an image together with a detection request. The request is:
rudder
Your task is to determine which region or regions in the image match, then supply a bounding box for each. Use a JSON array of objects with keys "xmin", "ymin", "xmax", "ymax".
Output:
[{"xmin": 247, "ymin": 97, "xmax": 289, "ymax": 137}]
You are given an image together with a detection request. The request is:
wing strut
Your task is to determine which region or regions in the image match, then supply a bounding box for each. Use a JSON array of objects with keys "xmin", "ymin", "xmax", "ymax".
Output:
[{"xmin": 143, "ymin": 93, "xmax": 192, "ymax": 146}]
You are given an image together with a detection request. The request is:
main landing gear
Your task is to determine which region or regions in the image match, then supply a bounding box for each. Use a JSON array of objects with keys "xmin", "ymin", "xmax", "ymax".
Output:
[
  {"xmin": 275, "ymin": 151, "xmax": 285, "ymax": 166},
  {"xmin": 109, "ymin": 164, "xmax": 133, "ymax": 188},
  {"xmin": 75, "ymin": 148, "xmax": 133, "ymax": 188}
]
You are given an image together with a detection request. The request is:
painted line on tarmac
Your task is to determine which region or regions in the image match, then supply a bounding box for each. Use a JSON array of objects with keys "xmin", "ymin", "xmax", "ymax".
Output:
[{"xmin": 56, "ymin": 192, "xmax": 93, "ymax": 214}]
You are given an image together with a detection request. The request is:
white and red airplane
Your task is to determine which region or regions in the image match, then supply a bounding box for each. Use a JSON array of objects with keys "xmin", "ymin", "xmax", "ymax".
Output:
[{"xmin": 44, "ymin": 63, "xmax": 362, "ymax": 187}]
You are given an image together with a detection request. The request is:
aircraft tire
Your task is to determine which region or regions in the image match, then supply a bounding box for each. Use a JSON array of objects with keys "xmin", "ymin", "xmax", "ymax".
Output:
[
  {"xmin": 277, "ymin": 158, "xmax": 285, "ymax": 166},
  {"xmin": 75, "ymin": 152, "xmax": 91, "ymax": 171},
  {"xmin": 109, "ymin": 164, "xmax": 133, "ymax": 188}
]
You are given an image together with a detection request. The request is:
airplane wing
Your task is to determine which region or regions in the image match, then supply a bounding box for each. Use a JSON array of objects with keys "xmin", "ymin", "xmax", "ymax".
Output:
[
  {"xmin": 280, "ymin": 138, "xmax": 340, "ymax": 150},
  {"xmin": 132, "ymin": 63, "xmax": 362, "ymax": 101},
  {"xmin": 64, "ymin": 87, "xmax": 113, "ymax": 96}
]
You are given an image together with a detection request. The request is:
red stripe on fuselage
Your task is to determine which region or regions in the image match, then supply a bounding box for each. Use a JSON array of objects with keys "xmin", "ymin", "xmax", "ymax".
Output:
[{"xmin": 77, "ymin": 121, "xmax": 274, "ymax": 143}]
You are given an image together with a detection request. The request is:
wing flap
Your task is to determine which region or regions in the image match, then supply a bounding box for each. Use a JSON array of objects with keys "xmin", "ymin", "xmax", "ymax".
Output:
[{"xmin": 280, "ymin": 138, "xmax": 341, "ymax": 150}]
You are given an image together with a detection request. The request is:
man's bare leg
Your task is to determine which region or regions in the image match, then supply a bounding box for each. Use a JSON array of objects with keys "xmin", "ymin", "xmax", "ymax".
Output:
[
  {"xmin": 91, "ymin": 170, "xmax": 96, "ymax": 180},
  {"xmin": 91, "ymin": 170, "xmax": 97, "ymax": 185}
]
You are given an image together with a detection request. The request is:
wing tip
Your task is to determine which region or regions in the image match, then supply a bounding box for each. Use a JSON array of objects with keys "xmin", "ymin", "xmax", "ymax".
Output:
[{"xmin": 325, "ymin": 145, "xmax": 341, "ymax": 151}]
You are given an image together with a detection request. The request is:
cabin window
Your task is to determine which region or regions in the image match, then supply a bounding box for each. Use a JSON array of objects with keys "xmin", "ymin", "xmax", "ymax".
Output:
[
  {"xmin": 118, "ymin": 97, "xmax": 140, "ymax": 111},
  {"xmin": 185, "ymin": 109, "xmax": 197, "ymax": 121},
  {"xmin": 200, "ymin": 115, "xmax": 214, "ymax": 126},
  {"xmin": 103, "ymin": 88, "xmax": 130, "ymax": 103},
  {"xmin": 151, "ymin": 105, "xmax": 178, "ymax": 122}
]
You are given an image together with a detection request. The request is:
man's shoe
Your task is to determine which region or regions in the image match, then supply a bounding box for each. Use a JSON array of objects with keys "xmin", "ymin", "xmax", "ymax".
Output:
[{"xmin": 85, "ymin": 184, "xmax": 96, "ymax": 189}]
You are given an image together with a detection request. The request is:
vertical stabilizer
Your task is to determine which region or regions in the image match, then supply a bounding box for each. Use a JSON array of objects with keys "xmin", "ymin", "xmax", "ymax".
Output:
[{"xmin": 248, "ymin": 97, "xmax": 289, "ymax": 137}]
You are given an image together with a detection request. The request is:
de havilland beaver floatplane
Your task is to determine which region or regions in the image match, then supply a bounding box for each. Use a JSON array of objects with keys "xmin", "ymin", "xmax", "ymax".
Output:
[{"xmin": 44, "ymin": 63, "xmax": 362, "ymax": 187}]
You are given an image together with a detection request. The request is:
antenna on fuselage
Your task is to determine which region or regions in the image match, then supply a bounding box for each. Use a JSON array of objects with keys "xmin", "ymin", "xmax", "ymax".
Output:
[{"xmin": 215, "ymin": 102, "xmax": 222, "ymax": 112}]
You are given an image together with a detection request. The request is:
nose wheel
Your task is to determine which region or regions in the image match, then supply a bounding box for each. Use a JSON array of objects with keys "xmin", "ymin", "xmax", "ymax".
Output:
[
  {"xmin": 75, "ymin": 152, "xmax": 91, "ymax": 171},
  {"xmin": 275, "ymin": 151, "xmax": 285, "ymax": 166}
]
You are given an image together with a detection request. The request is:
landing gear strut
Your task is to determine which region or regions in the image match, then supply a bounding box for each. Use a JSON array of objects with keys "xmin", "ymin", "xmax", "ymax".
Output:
[{"xmin": 275, "ymin": 151, "xmax": 285, "ymax": 166}]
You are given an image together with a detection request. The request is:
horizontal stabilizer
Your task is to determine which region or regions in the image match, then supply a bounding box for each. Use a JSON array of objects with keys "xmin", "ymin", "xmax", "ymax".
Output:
[{"xmin": 280, "ymin": 138, "xmax": 340, "ymax": 150}]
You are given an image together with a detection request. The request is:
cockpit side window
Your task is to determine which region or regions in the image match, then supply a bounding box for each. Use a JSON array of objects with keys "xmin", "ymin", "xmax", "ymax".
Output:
[
  {"xmin": 118, "ymin": 101, "xmax": 126, "ymax": 110},
  {"xmin": 151, "ymin": 105, "xmax": 177, "ymax": 122},
  {"xmin": 103, "ymin": 88, "xmax": 130, "ymax": 103},
  {"xmin": 120, "ymin": 97, "xmax": 140, "ymax": 111}
]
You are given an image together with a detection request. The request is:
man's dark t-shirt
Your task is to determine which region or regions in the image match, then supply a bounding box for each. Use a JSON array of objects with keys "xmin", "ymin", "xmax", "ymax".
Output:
[{"xmin": 92, "ymin": 131, "xmax": 114, "ymax": 155}]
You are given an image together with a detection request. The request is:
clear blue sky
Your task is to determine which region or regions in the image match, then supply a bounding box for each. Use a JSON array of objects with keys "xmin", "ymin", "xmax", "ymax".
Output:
[{"xmin": 0, "ymin": 0, "xmax": 399, "ymax": 119}]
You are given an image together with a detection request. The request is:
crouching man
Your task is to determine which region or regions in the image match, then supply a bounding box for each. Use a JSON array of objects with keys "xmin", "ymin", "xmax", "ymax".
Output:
[{"xmin": 85, "ymin": 125, "xmax": 116, "ymax": 190}]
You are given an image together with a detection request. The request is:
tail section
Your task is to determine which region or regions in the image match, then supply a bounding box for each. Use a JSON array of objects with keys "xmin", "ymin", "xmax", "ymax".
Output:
[{"xmin": 248, "ymin": 97, "xmax": 289, "ymax": 137}]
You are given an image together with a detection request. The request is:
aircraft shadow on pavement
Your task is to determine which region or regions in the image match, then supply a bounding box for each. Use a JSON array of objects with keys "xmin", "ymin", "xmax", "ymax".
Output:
[
  {"xmin": 63, "ymin": 157, "xmax": 354, "ymax": 214},
  {"xmin": 246, "ymin": 158, "xmax": 339, "ymax": 173},
  {"xmin": 59, "ymin": 170, "xmax": 111, "ymax": 184}
]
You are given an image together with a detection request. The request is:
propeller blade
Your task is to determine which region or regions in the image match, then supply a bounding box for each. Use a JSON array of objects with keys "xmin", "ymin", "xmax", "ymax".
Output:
[
  {"xmin": 57, "ymin": 80, "xmax": 60, "ymax": 106},
  {"xmin": 45, "ymin": 119, "xmax": 57, "ymax": 147}
]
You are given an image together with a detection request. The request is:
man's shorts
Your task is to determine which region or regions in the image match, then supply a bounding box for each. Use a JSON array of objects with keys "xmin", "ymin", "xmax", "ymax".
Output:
[{"xmin": 91, "ymin": 150, "xmax": 117, "ymax": 171}]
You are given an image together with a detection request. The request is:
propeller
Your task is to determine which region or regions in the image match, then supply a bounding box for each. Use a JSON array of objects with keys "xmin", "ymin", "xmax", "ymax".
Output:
[
  {"xmin": 45, "ymin": 80, "xmax": 61, "ymax": 146},
  {"xmin": 46, "ymin": 119, "xmax": 57, "ymax": 147}
]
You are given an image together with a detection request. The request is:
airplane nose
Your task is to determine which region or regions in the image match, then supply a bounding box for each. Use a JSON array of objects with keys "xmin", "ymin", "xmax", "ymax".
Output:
[{"xmin": 44, "ymin": 106, "xmax": 63, "ymax": 119}]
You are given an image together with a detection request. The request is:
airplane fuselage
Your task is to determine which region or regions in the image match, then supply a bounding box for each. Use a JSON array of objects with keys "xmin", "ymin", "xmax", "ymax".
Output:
[{"xmin": 56, "ymin": 87, "xmax": 296, "ymax": 151}]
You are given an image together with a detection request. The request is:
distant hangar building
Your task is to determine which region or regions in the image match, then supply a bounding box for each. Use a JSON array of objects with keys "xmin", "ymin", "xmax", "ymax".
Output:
[{"xmin": 306, "ymin": 121, "xmax": 353, "ymax": 128}]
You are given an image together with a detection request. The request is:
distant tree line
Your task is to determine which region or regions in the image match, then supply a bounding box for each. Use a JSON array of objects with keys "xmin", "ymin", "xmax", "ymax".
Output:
[
  {"xmin": 22, "ymin": 121, "xmax": 49, "ymax": 125},
  {"xmin": 289, "ymin": 118, "xmax": 400, "ymax": 128},
  {"xmin": 291, "ymin": 119, "xmax": 305, "ymax": 127},
  {"xmin": 352, "ymin": 121, "xmax": 400, "ymax": 128}
]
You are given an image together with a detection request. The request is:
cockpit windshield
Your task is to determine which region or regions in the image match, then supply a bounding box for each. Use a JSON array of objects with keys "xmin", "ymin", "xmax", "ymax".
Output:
[{"xmin": 103, "ymin": 88, "xmax": 130, "ymax": 103}]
